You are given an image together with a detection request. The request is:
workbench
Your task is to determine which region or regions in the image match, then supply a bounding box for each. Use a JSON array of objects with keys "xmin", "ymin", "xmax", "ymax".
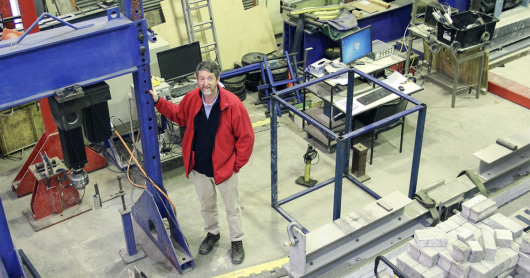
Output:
[{"xmin": 407, "ymin": 24, "xmax": 488, "ymax": 108}]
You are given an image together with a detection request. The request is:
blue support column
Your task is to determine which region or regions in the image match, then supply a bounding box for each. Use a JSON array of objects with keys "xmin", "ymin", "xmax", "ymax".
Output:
[
  {"xmin": 333, "ymin": 139, "xmax": 346, "ymax": 220},
  {"xmin": 271, "ymin": 92, "xmax": 279, "ymax": 207},
  {"xmin": 408, "ymin": 104, "xmax": 427, "ymax": 198},
  {"xmin": 0, "ymin": 197, "xmax": 25, "ymax": 278},
  {"xmin": 119, "ymin": 208, "xmax": 146, "ymax": 263}
]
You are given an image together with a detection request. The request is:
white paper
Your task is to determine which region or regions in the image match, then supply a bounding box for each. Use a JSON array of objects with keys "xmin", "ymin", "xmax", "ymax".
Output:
[
  {"xmin": 385, "ymin": 71, "xmax": 407, "ymax": 86},
  {"xmin": 334, "ymin": 98, "xmax": 358, "ymax": 114}
]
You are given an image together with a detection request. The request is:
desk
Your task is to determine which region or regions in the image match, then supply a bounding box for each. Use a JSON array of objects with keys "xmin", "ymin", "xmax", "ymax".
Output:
[
  {"xmin": 311, "ymin": 55, "xmax": 406, "ymax": 85},
  {"xmin": 407, "ymin": 24, "xmax": 487, "ymax": 108},
  {"xmin": 303, "ymin": 77, "xmax": 423, "ymax": 152}
]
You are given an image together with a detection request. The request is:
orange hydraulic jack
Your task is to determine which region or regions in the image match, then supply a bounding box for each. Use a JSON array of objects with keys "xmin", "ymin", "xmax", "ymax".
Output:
[
  {"xmin": 23, "ymin": 155, "xmax": 91, "ymax": 231},
  {"xmin": 11, "ymin": 99, "xmax": 106, "ymax": 197}
]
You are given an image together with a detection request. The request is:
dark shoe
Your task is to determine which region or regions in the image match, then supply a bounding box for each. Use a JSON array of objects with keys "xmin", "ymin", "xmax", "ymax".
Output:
[
  {"xmin": 231, "ymin": 241, "xmax": 245, "ymax": 264},
  {"xmin": 199, "ymin": 233, "xmax": 220, "ymax": 255}
]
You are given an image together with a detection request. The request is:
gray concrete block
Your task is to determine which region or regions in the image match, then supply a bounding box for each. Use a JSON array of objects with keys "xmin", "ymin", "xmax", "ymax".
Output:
[
  {"xmin": 415, "ymin": 229, "xmax": 449, "ymax": 248},
  {"xmin": 437, "ymin": 222, "xmax": 456, "ymax": 233},
  {"xmin": 437, "ymin": 249, "xmax": 453, "ymax": 273},
  {"xmin": 456, "ymin": 226, "xmax": 475, "ymax": 243},
  {"xmin": 515, "ymin": 232, "xmax": 527, "ymax": 246},
  {"xmin": 421, "ymin": 265, "xmax": 445, "ymax": 278},
  {"xmin": 447, "ymin": 230, "xmax": 459, "ymax": 245},
  {"xmin": 469, "ymin": 199, "xmax": 498, "ymax": 223},
  {"xmin": 482, "ymin": 248, "xmax": 513, "ymax": 278},
  {"xmin": 518, "ymin": 251, "xmax": 530, "ymax": 273},
  {"xmin": 409, "ymin": 240, "xmax": 422, "ymax": 260},
  {"xmin": 469, "ymin": 240, "xmax": 485, "ymax": 263},
  {"xmin": 514, "ymin": 266, "xmax": 530, "ymax": 278},
  {"xmin": 485, "ymin": 213, "xmax": 524, "ymax": 238},
  {"xmin": 462, "ymin": 222, "xmax": 480, "ymax": 233},
  {"xmin": 480, "ymin": 227, "xmax": 497, "ymax": 261},
  {"xmin": 420, "ymin": 247, "xmax": 441, "ymax": 268},
  {"xmin": 521, "ymin": 232, "xmax": 530, "ymax": 254},
  {"xmin": 450, "ymin": 260, "xmax": 471, "ymax": 278},
  {"xmin": 451, "ymin": 240, "xmax": 470, "ymax": 263},
  {"xmin": 462, "ymin": 195, "xmax": 489, "ymax": 219},
  {"xmin": 498, "ymin": 266, "xmax": 517, "ymax": 278},
  {"xmin": 412, "ymin": 261, "xmax": 430, "ymax": 278},
  {"xmin": 496, "ymin": 229, "xmax": 515, "ymax": 248},
  {"xmin": 470, "ymin": 262, "xmax": 495, "ymax": 278},
  {"xmin": 500, "ymin": 247, "xmax": 519, "ymax": 269},
  {"xmin": 448, "ymin": 214, "xmax": 468, "ymax": 226}
]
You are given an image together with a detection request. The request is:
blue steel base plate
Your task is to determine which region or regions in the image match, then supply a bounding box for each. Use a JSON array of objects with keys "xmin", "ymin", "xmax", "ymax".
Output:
[{"xmin": 119, "ymin": 244, "xmax": 147, "ymax": 264}]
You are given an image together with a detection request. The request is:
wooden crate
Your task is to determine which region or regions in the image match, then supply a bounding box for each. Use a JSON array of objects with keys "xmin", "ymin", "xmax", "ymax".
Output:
[{"xmin": 0, "ymin": 102, "xmax": 44, "ymax": 155}]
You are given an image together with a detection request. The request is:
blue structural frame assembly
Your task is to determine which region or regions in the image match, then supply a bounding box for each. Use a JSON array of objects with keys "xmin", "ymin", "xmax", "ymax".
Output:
[
  {"xmin": 0, "ymin": 2, "xmax": 194, "ymax": 276},
  {"xmin": 270, "ymin": 67, "xmax": 427, "ymax": 232}
]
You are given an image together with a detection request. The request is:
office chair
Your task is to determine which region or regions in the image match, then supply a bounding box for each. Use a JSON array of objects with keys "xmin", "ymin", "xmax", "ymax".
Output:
[{"xmin": 363, "ymin": 98, "xmax": 408, "ymax": 165}]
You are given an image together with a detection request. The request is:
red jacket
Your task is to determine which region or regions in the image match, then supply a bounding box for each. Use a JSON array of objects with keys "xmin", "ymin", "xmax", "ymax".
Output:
[{"xmin": 154, "ymin": 86, "xmax": 255, "ymax": 184}]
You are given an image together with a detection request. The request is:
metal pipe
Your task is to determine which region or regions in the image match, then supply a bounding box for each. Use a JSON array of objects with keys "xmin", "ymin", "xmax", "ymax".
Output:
[
  {"xmin": 345, "ymin": 174, "xmax": 381, "ymax": 199},
  {"xmin": 117, "ymin": 175, "xmax": 126, "ymax": 211},
  {"xmin": 333, "ymin": 139, "xmax": 346, "ymax": 220},
  {"xmin": 18, "ymin": 249, "xmax": 41, "ymax": 278},
  {"xmin": 408, "ymin": 104, "xmax": 427, "ymax": 198},
  {"xmin": 277, "ymin": 177, "xmax": 335, "ymax": 206},
  {"xmin": 274, "ymin": 206, "xmax": 310, "ymax": 234}
]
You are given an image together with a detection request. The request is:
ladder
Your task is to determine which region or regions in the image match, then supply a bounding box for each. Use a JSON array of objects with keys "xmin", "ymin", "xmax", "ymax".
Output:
[{"xmin": 181, "ymin": 0, "xmax": 223, "ymax": 69}]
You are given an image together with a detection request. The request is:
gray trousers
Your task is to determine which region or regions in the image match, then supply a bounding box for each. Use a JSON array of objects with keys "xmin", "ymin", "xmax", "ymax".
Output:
[{"xmin": 191, "ymin": 170, "xmax": 243, "ymax": 242}]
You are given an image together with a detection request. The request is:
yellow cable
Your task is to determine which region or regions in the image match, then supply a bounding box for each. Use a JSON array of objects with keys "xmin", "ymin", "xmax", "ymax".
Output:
[{"xmin": 114, "ymin": 130, "xmax": 177, "ymax": 215}]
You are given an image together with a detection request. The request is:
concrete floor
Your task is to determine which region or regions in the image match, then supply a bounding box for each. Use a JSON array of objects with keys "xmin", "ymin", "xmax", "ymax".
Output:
[{"xmin": 1, "ymin": 55, "xmax": 530, "ymax": 278}]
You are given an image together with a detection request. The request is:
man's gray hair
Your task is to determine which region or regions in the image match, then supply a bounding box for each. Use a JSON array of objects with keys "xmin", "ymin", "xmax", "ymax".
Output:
[{"xmin": 196, "ymin": 60, "xmax": 221, "ymax": 78}]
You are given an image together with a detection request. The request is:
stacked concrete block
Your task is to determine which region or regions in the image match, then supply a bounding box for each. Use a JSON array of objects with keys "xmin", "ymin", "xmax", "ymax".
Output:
[
  {"xmin": 452, "ymin": 260, "xmax": 472, "ymax": 278},
  {"xmin": 480, "ymin": 227, "xmax": 498, "ymax": 261},
  {"xmin": 469, "ymin": 240, "xmax": 485, "ymax": 263},
  {"xmin": 468, "ymin": 199, "xmax": 498, "ymax": 223},
  {"xmin": 520, "ymin": 233, "xmax": 530, "ymax": 254},
  {"xmin": 458, "ymin": 226, "xmax": 476, "ymax": 243},
  {"xmin": 419, "ymin": 247, "xmax": 443, "ymax": 267},
  {"xmin": 421, "ymin": 265, "xmax": 445, "ymax": 278},
  {"xmin": 415, "ymin": 229, "xmax": 449, "ymax": 248},
  {"xmin": 485, "ymin": 213, "xmax": 524, "ymax": 238},
  {"xmin": 392, "ymin": 200, "xmax": 530, "ymax": 278},
  {"xmin": 453, "ymin": 240, "xmax": 472, "ymax": 263},
  {"xmin": 462, "ymin": 195, "xmax": 489, "ymax": 219},
  {"xmin": 397, "ymin": 253, "xmax": 419, "ymax": 277},
  {"xmin": 518, "ymin": 251, "xmax": 530, "ymax": 273},
  {"xmin": 495, "ymin": 229, "xmax": 514, "ymax": 248}
]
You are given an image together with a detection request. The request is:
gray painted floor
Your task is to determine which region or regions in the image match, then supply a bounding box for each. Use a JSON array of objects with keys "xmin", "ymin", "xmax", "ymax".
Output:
[{"xmin": 1, "ymin": 56, "xmax": 530, "ymax": 278}]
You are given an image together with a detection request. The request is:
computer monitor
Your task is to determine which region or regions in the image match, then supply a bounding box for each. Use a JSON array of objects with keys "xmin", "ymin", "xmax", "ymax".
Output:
[
  {"xmin": 157, "ymin": 41, "xmax": 202, "ymax": 82},
  {"xmin": 340, "ymin": 26, "xmax": 372, "ymax": 65}
]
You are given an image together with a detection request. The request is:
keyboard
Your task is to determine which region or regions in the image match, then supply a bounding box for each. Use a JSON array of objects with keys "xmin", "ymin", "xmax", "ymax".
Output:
[
  {"xmin": 356, "ymin": 88, "xmax": 392, "ymax": 106},
  {"xmin": 171, "ymin": 82, "xmax": 198, "ymax": 97}
]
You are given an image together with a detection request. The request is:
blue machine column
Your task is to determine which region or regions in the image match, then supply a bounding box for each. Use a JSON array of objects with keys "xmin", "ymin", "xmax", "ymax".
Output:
[{"xmin": 0, "ymin": 197, "xmax": 26, "ymax": 278}]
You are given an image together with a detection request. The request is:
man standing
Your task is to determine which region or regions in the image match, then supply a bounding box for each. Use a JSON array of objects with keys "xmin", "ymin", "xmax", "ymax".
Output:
[{"xmin": 149, "ymin": 60, "xmax": 255, "ymax": 264}]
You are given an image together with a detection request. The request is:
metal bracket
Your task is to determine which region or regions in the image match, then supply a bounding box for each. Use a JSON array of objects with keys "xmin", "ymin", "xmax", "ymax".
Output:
[{"xmin": 132, "ymin": 190, "xmax": 194, "ymax": 274}]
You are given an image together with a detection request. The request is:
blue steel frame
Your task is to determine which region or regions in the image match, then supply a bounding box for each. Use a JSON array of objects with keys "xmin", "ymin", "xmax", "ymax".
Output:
[
  {"xmin": 270, "ymin": 67, "xmax": 427, "ymax": 232},
  {"xmin": 0, "ymin": 3, "xmax": 194, "ymax": 275}
]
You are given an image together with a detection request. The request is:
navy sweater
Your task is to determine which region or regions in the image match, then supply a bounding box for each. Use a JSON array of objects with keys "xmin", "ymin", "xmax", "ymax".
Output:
[{"xmin": 192, "ymin": 97, "xmax": 221, "ymax": 177}]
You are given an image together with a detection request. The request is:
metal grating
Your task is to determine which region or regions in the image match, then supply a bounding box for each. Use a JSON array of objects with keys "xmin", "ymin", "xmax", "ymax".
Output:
[{"xmin": 242, "ymin": 0, "xmax": 254, "ymax": 10}]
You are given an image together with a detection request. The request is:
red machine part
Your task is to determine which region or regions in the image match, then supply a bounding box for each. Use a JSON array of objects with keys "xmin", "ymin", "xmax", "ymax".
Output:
[
  {"xmin": 12, "ymin": 132, "xmax": 106, "ymax": 197},
  {"xmin": 29, "ymin": 169, "xmax": 80, "ymax": 220}
]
